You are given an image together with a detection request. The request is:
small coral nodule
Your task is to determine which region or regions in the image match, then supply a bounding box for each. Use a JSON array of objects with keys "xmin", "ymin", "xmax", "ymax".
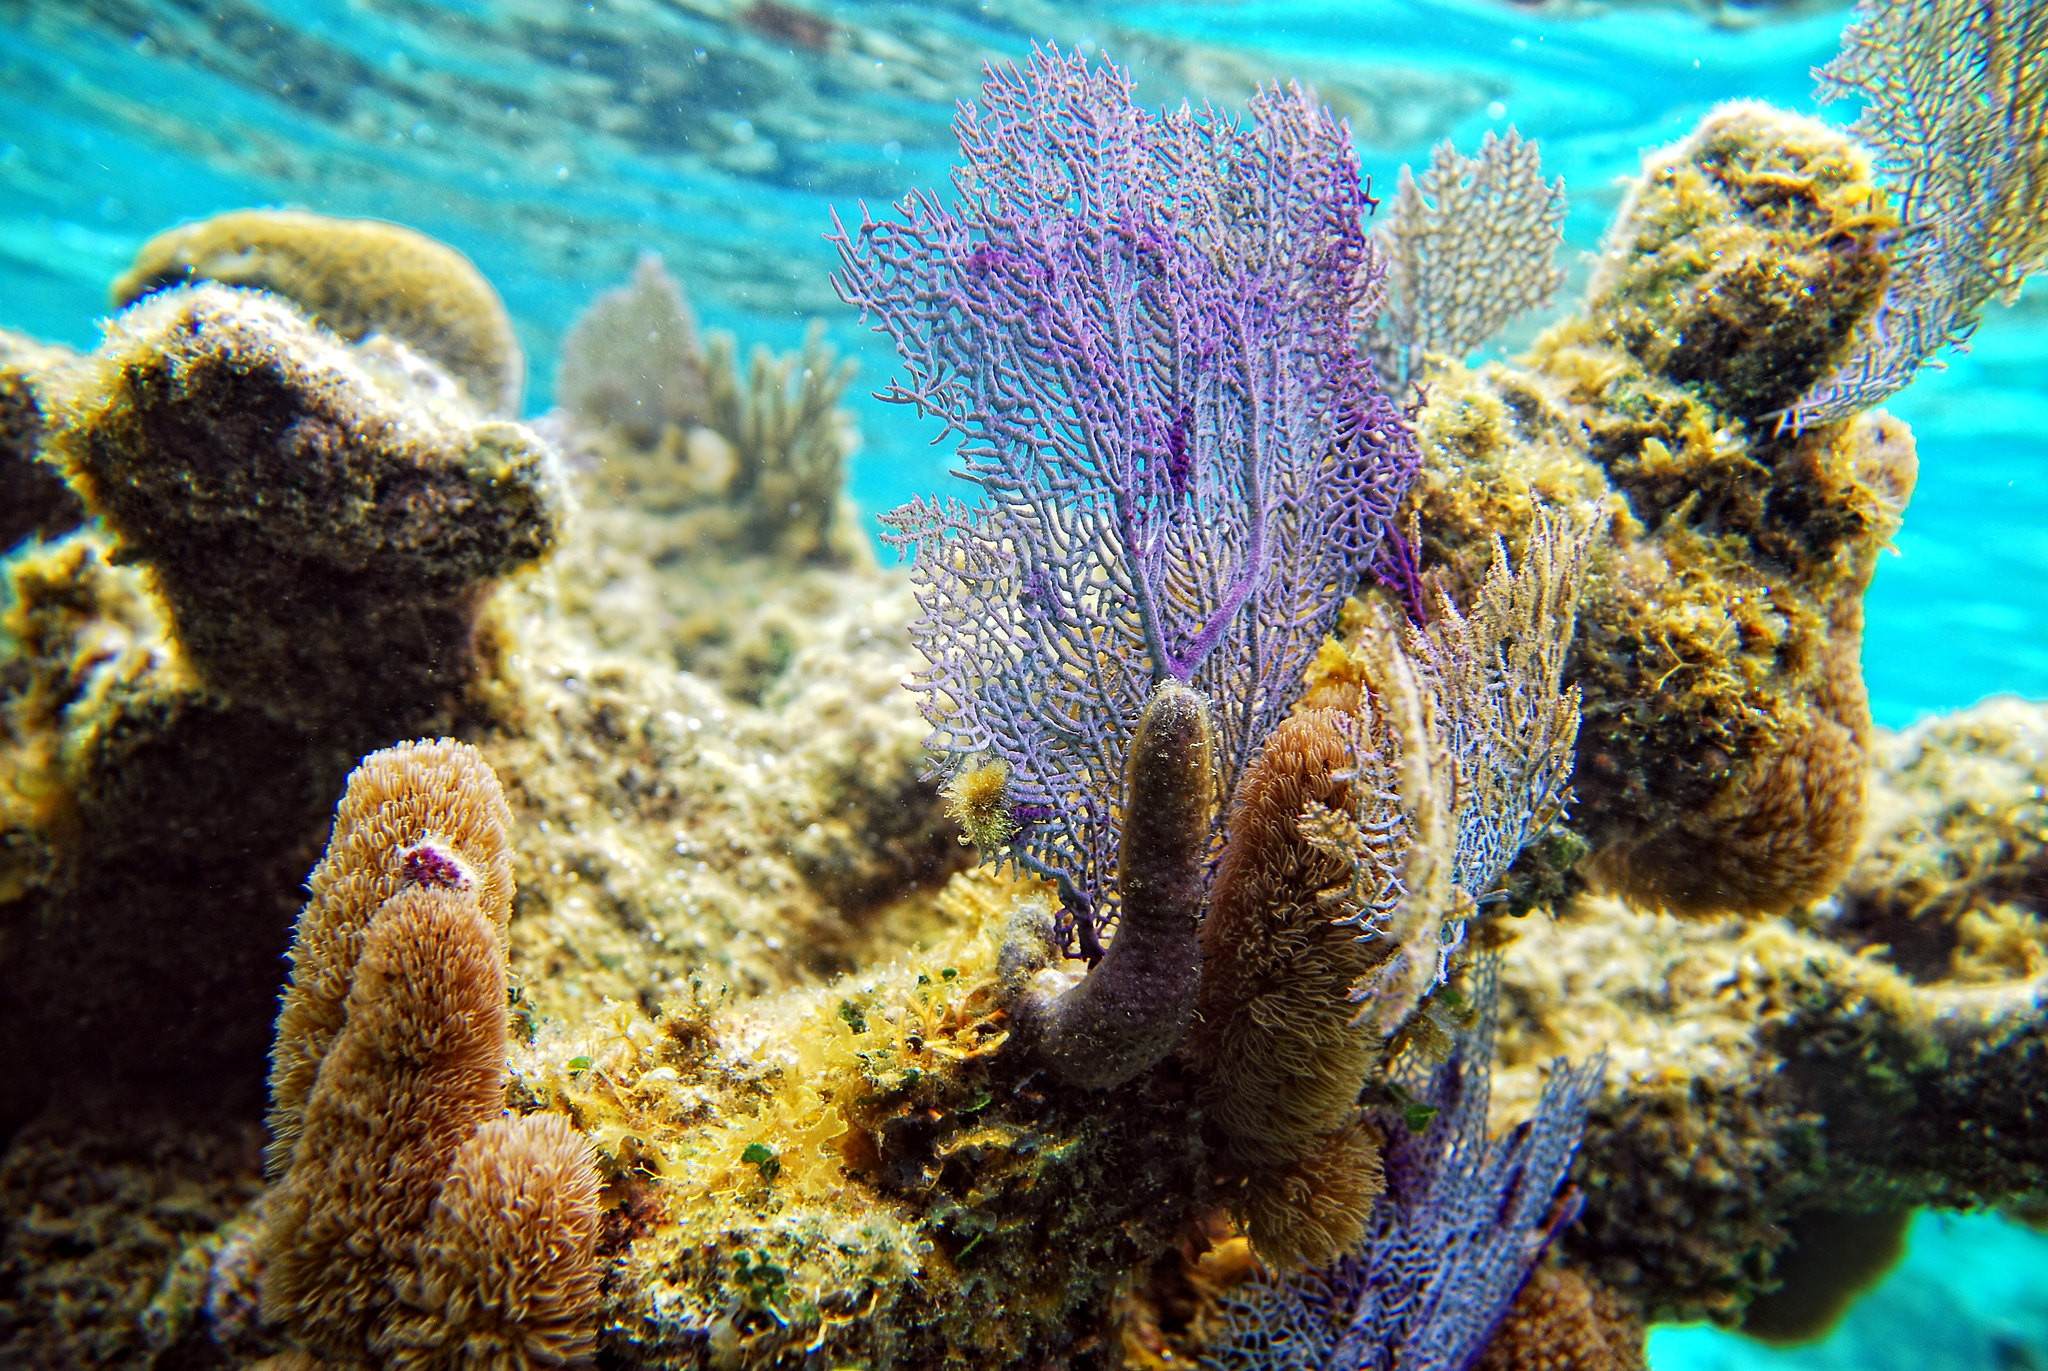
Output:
[
  {"xmin": 943, "ymin": 757, "xmax": 1017, "ymax": 854},
  {"xmin": 1006, "ymin": 680, "xmax": 1217, "ymax": 1089}
]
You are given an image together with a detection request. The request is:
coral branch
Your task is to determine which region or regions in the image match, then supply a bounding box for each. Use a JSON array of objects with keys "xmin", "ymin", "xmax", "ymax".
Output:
[
  {"xmin": 1368, "ymin": 129, "xmax": 1569, "ymax": 387},
  {"xmin": 1202, "ymin": 959, "xmax": 1602, "ymax": 1371},
  {"xmin": 1788, "ymin": 0, "xmax": 2048, "ymax": 425}
]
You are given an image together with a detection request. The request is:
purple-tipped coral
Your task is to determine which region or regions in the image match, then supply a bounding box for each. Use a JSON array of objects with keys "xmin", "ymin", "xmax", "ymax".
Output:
[
  {"xmin": 1202, "ymin": 960, "xmax": 1601, "ymax": 1371},
  {"xmin": 833, "ymin": 46, "xmax": 1414, "ymax": 958}
]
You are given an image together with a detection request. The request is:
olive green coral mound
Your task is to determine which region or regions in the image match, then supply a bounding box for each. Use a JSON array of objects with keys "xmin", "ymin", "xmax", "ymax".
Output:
[
  {"xmin": 113, "ymin": 209, "xmax": 526, "ymax": 415},
  {"xmin": 0, "ymin": 277, "xmax": 563, "ymax": 1129},
  {"xmin": 1406, "ymin": 102, "xmax": 1916, "ymax": 916}
]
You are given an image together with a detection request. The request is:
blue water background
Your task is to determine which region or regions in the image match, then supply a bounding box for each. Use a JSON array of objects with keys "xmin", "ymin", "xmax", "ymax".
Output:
[{"xmin": 3, "ymin": 1, "xmax": 2045, "ymax": 1362}]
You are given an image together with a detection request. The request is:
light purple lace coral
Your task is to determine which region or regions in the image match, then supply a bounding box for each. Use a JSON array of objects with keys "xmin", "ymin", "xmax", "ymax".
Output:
[
  {"xmin": 830, "ymin": 47, "xmax": 1415, "ymax": 955},
  {"xmin": 1202, "ymin": 959, "xmax": 1602, "ymax": 1371}
]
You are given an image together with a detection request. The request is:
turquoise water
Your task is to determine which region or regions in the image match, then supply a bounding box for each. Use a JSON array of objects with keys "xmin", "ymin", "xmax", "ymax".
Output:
[{"xmin": 3, "ymin": 0, "xmax": 2045, "ymax": 1361}]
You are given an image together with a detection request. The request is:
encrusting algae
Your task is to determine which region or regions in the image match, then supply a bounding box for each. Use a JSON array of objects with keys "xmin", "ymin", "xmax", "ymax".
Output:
[{"xmin": 0, "ymin": 44, "xmax": 2045, "ymax": 1371}]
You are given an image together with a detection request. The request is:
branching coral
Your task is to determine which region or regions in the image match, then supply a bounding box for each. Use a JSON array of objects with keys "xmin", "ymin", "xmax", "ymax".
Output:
[
  {"xmin": 1789, "ymin": 0, "xmax": 2048, "ymax": 425},
  {"xmin": 836, "ymin": 45, "xmax": 1413, "ymax": 959},
  {"xmin": 552, "ymin": 255, "xmax": 860, "ymax": 565},
  {"xmin": 262, "ymin": 740, "xmax": 601, "ymax": 1369},
  {"xmin": 1367, "ymin": 129, "xmax": 1569, "ymax": 387},
  {"xmin": 557, "ymin": 251, "xmax": 708, "ymax": 448},
  {"xmin": 267, "ymin": 739, "xmax": 516, "ymax": 1178},
  {"xmin": 113, "ymin": 209, "xmax": 527, "ymax": 415}
]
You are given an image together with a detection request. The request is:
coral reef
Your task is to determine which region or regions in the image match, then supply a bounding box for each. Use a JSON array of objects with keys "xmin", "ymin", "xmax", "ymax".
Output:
[
  {"xmin": 112, "ymin": 209, "xmax": 527, "ymax": 416},
  {"xmin": 1403, "ymin": 100, "xmax": 1917, "ymax": 916},
  {"xmin": 3, "ymin": 30, "xmax": 2048, "ymax": 1367},
  {"xmin": 1491, "ymin": 699, "xmax": 2048, "ymax": 1325},
  {"xmin": 553, "ymin": 254, "xmax": 863, "ymax": 566},
  {"xmin": 838, "ymin": 48, "xmax": 1414, "ymax": 958}
]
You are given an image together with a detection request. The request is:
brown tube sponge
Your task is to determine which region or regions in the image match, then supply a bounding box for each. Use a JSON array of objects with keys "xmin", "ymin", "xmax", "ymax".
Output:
[
  {"xmin": 267, "ymin": 738, "xmax": 515, "ymax": 1179},
  {"xmin": 1014, "ymin": 680, "xmax": 1217, "ymax": 1089},
  {"xmin": 112, "ymin": 209, "xmax": 525, "ymax": 415}
]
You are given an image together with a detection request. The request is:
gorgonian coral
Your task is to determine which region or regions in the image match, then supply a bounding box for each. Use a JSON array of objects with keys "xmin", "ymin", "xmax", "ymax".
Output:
[
  {"xmin": 1787, "ymin": 0, "xmax": 2048, "ymax": 425},
  {"xmin": 831, "ymin": 46, "xmax": 1413, "ymax": 955},
  {"xmin": 1202, "ymin": 960, "xmax": 1602, "ymax": 1371}
]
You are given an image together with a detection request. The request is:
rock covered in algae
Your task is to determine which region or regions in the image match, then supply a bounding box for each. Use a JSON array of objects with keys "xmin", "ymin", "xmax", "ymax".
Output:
[
  {"xmin": 58, "ymin": 282, "xmax": 562, "ymax": 734},
  {"xmin": 1405, "ymin": 100, "xmax": 1916, "ymax": 917},
  {"xmin": 0, "ymin": 260, "xmax": 563, "ymax": 1126},
  {"xmin": 1831, "ymin": 696, "xmax": 2048, "ymax": 982},
  {"xmin": 0, "ymin": 328, "xmax": 86, "ymax": 553},
  {"xmin": 1490, "ymin": 706, "xmax": 2048, "ymax": 1327},
  {"xmin": 112, "ymin": 209, "xmax": 527, "ymax": 416}
]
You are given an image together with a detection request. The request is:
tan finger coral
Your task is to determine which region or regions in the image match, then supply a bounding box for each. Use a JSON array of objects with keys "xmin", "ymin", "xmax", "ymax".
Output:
[
  {"xmin": 264, "ymin": 884, "xmax": 514, "ymax": 1351},
  {"xmin": 262, "ymin": 741, "xmax": 600, "ymax": 1368},
  {"xmin": 113, "ymin": 209, "xmax": 525, "ymax": 415},
  {"xmin": 266, "ymin": 738, "xmax": 515, "ymax": 1179}
]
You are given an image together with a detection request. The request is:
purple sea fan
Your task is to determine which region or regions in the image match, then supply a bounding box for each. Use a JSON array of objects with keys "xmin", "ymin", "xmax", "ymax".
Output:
[
  {"xmin": 1201, "ymin": 958, "xmax": 1602, "ymax": 1371},
  {"xmin": 830, "ymin": 47, "xmax": 1415, "ymax": 954}
]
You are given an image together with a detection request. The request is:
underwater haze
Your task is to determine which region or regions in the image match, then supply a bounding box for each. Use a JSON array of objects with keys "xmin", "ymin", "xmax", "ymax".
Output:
[{"xmin": 3, "ymin": 0, "xmax": 2047, "ymax": 1368}]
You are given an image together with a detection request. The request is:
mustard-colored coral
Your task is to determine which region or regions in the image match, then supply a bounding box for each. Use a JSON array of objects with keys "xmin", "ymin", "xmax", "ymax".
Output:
[
  {"xmin": 262, "ymin": 742, "xmax": 601, "ymax": 1368},
  {"xmin": 267, "ymin": 739, "xmax": 516, "ymax": 1178},
  {"xmin": 1474, "ymin": 1264, "xmax": 1646, "ymax": 1371},
  {"xmin": 113, "ymin": 209, "xmax": 526, "ymax": 415}
]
